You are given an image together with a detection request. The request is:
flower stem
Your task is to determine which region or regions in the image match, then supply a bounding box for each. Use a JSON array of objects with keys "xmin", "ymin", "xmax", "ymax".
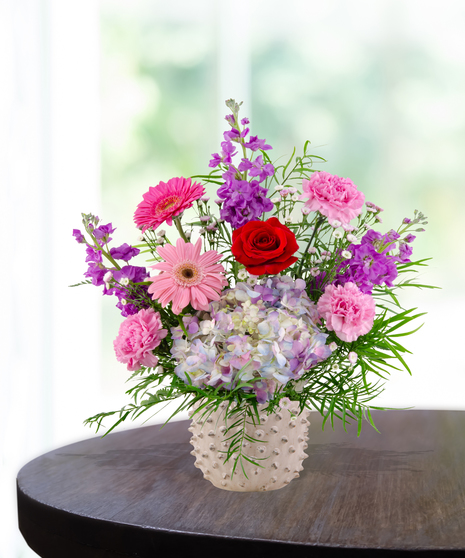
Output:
[
  {"xmin": 177, "ymin": 315, "xmax": 189, "ymax": 336},
  {"xmin": 174, "ymin": 217, "xmax": 189, "ymax": 242},
  {"xmin": 296, "ymin": 215, "xmax": 324, "ymax": 278}
]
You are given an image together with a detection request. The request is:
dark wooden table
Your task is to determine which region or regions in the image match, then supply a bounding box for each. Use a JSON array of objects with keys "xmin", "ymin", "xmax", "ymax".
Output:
[{"xmin": 17, "ymin": 410, "xmax": 465, "ymax": 557}]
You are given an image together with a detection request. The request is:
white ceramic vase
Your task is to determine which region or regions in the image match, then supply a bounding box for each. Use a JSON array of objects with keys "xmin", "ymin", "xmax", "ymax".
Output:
[{"xmin": 188, "ymin": 401, "xmax": 310, "ymax": 492}]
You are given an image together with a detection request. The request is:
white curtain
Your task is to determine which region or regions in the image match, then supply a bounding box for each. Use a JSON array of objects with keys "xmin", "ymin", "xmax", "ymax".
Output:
[{"xmin": 0, "ymin": 1, "xmax": 100, "ymax": 556}]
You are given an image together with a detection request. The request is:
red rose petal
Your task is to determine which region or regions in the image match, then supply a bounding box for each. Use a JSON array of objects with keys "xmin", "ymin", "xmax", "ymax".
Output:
[{"xmin": 231, "ymin": 217, "xmax": 299, "ymax": 275}]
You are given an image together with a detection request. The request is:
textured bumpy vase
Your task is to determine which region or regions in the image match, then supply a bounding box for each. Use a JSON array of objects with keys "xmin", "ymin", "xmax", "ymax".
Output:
[{"xmin": 188, "ymin": 401, "xmax": 310, "ymax": 492}]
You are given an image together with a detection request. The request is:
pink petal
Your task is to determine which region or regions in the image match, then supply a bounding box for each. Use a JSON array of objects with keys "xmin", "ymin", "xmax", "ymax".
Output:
[
  {"xmin": 157, "ymin": 244, "xmax": 179, "ymax": 265},
  {"xmin": 198, "ymin": 250, "xmax": 220, "ymax": 266},
  {"xmin": 151, "ymin": 262, "xmax": 173, "ymax": 272},
  {"xmin": 191, "ymin": 286, "xmax": 208, "ymax": 308},
  {"xmin": 193, "ymin": 238, "xmax": 202, "ymax": 259},
  {"xmin": 176, "ymin": 237, "xmax": 187, "ymax": 260}
]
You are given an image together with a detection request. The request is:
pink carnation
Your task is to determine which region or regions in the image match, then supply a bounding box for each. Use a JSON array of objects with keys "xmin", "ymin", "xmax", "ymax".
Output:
[
  {"xmin": 134, "ymin": 177, "xmax": 205, "ymax": 233},
  {"xmin": 113, "ymin": 308, "xmax": 168, "ymax": 371},
  {"xmin": 300, "ymin": 172, "xmax": 365, "ymax": 225},
  {"xmin": 317, "ymin": 282, "xmax": 375, "ymax": 342}
]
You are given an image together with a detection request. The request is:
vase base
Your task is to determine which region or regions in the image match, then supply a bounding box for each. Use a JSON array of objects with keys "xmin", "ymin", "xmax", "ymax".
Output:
[{"xmin": 189, "ymin": 402, "xmax": 310, "ymax": 493}]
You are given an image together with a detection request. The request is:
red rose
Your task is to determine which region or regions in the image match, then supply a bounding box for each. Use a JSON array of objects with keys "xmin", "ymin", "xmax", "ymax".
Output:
[{"xmin": 231, "ymin": 217, "xmax": 299, "ymax": 275}]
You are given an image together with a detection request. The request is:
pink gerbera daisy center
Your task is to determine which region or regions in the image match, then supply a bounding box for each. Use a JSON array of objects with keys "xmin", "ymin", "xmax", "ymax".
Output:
[
  {"xmin": 155, "ymin": 196, "xmax": 180, "ymax": 214},
  {"xmin": 172, "ymin": 261, "xmax": 205, "ymax": 287}
]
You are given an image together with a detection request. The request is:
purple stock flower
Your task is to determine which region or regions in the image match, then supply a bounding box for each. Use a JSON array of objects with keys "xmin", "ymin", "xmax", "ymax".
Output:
[
  {"xmin": 208, "ymin": 153, "xmax": 222, "ymax": 168},
  {"xmin": 225, "ymin": 114, "xmax": 235, "ymax": 125},
  {"xmin": 210, "ymin": 105, "xmax": 275, "ymax": 227},
  {"xmin": 84, "ymin": 263, "xmax": 107, "ymax": 286},
  {"xmin": 336, "ymin": 229, "xmax": 402, "ymax": 293},
  {"xmin": 404, "ymin": 234, "xmax": 416, "ymax": 243},
  {"xmin": 93, "ymin": 223, "xmax": 116, "ymax": 245},
  {"xmin": 113, "ymin": 265, "xmax": 148, "ymax": 285},
  {"xmin": 110, "ymin": 266, "xmax": 150, "ymax": 316},
  {"xmin": 110, "ymin": 243, "xmax": 140, "ymax": 261},
  {"xmin": 238, "ymin": 158, "xmax": 253, "ymax": 172},
  {"xmin": 224, "ymin": 127, "xmax": 249, "ymax": 142},
  {"xmin": 397, "ymin": 243, "xmax": 413, "ymax": 263},
  {"xmin": 238, "ymin": 155, "xmax": 275, "ymax": 184},
  {"xmin": 117, "ymin": 302, "xmax": 137, "ymax": 317},
  {"xmin": 85, "ymin": 245, "xmax": 102, "ymax": 264},
  {"xmin": 72, "ymin": 229, "xmax": 85, "ymax": 243},
  {"xmin": 208, "ymin": 140, "xmax": 238, "ymax": 168},
  {"xmin": 219, "ymin": 180, "xmax": 273, "ymax": 228},
  {"xmin": 362, "ymin": 228, "xmax": 399, "ymax": 252},
  {"xmin": 243, "ymin": 135, "xmax": 272, "ymax": 151}
]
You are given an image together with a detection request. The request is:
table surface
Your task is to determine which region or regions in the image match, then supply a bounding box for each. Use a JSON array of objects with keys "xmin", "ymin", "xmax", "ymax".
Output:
[{"xmin": 17, "ymin": 410, "xmax": 465, "ymax": 557}]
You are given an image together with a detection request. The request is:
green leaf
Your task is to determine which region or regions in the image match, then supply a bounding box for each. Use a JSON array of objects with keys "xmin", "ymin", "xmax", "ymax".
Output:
[
  {"xmin": 68, "ymin": 280, "xmax": 93, "ymax": 287},
  {"xmin": 281, "ymin": 147, "xmax": 296, "ymax": 180}
]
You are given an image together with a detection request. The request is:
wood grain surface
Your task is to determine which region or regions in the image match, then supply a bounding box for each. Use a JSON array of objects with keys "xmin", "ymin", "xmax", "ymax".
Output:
[{"xmin": 17, "ymin": 410, "xmax": 465, "ymax": 557}]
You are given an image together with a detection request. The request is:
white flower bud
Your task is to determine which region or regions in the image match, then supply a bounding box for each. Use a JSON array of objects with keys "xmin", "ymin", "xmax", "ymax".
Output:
[
  {"xmin": 158, "ymin": 229, "xmax": 166, "ymax": 237},
  {"xmin": 121, "ymin": 277, "xmax": 130, "ymax": 286},
  {"xmin": 103, "ymin": 271, "xmax": 113, "ymax": 283},
  {"xmin": 275, "ymin": 184, "xmax": 284, "ymax": 191},
  {"xmin": 347, "ymin": 234, "xmax": 358, "ymax": 243},
  {"xmin": 291, "ymin": 194, "xmax": 299, "ymax": 202},
  {"xmin": 237, "ymin": 269, "xmax": 247, "ymax": 280},
  {"xmin": 301, "ymin": 206, "xmax": 311, "ymax": 215},
  {"xmin": 342, "ymin": 223, "xmax": 355, "ymax": 232},
  {"xmin": 121, "ymin": 298, "xmax": 128, "ymax": 306},
  {"xmin": 271, "ymin": 197, "xmax": 281, "ymax": 204},
  {"xmin": 348, "ymin": 351, "xmax": 358, "ymax": 364},
  {"xmin": 329, "ymin": 342, "xmax": 337, "ymax": 351},
  {"xmin": 332, "ymin": 230, "xmax": 344, "ymax": 239},
  {"xmin": 294, "ymin": 380, "xmax": 306, "ymax": 393},
  {"xmin": 342, "ymin": 250, "xmax": 352, "ymax": 259},
  {"xmin": 308, "ymin": 247, "xmax": 317, "ymax": 254}
]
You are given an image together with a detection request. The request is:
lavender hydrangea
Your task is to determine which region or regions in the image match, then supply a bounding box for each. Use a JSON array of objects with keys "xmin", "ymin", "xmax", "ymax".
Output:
[{"xmin": 170, "ymin": 275, "xmax": 332, "ymax": 403}]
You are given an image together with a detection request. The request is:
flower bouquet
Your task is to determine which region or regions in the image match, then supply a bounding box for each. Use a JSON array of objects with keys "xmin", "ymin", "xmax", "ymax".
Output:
[{"xmin": 73, "ymin": 99, "xmax": 432, "ymax": 491}]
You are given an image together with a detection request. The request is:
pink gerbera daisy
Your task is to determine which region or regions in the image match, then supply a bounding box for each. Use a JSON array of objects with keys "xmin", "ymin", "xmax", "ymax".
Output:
[
  {"xmin": 134, "ymin": 177, "xmax": 205, "ymax": 233},
  {"xmin": 148, "ymin": 238, "xmax": 227, "ymax": 314}
]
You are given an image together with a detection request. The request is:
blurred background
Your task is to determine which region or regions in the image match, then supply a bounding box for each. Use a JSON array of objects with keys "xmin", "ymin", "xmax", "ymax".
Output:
[{"xmin": 2, "ymin": 0, "xmax": 464, "ymax": 555}]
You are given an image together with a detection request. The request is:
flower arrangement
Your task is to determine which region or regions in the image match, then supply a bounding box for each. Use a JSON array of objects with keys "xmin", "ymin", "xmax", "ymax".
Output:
[{"xmin": 73, "ymin": 99, "xmax": 432, "ymax": 476}]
